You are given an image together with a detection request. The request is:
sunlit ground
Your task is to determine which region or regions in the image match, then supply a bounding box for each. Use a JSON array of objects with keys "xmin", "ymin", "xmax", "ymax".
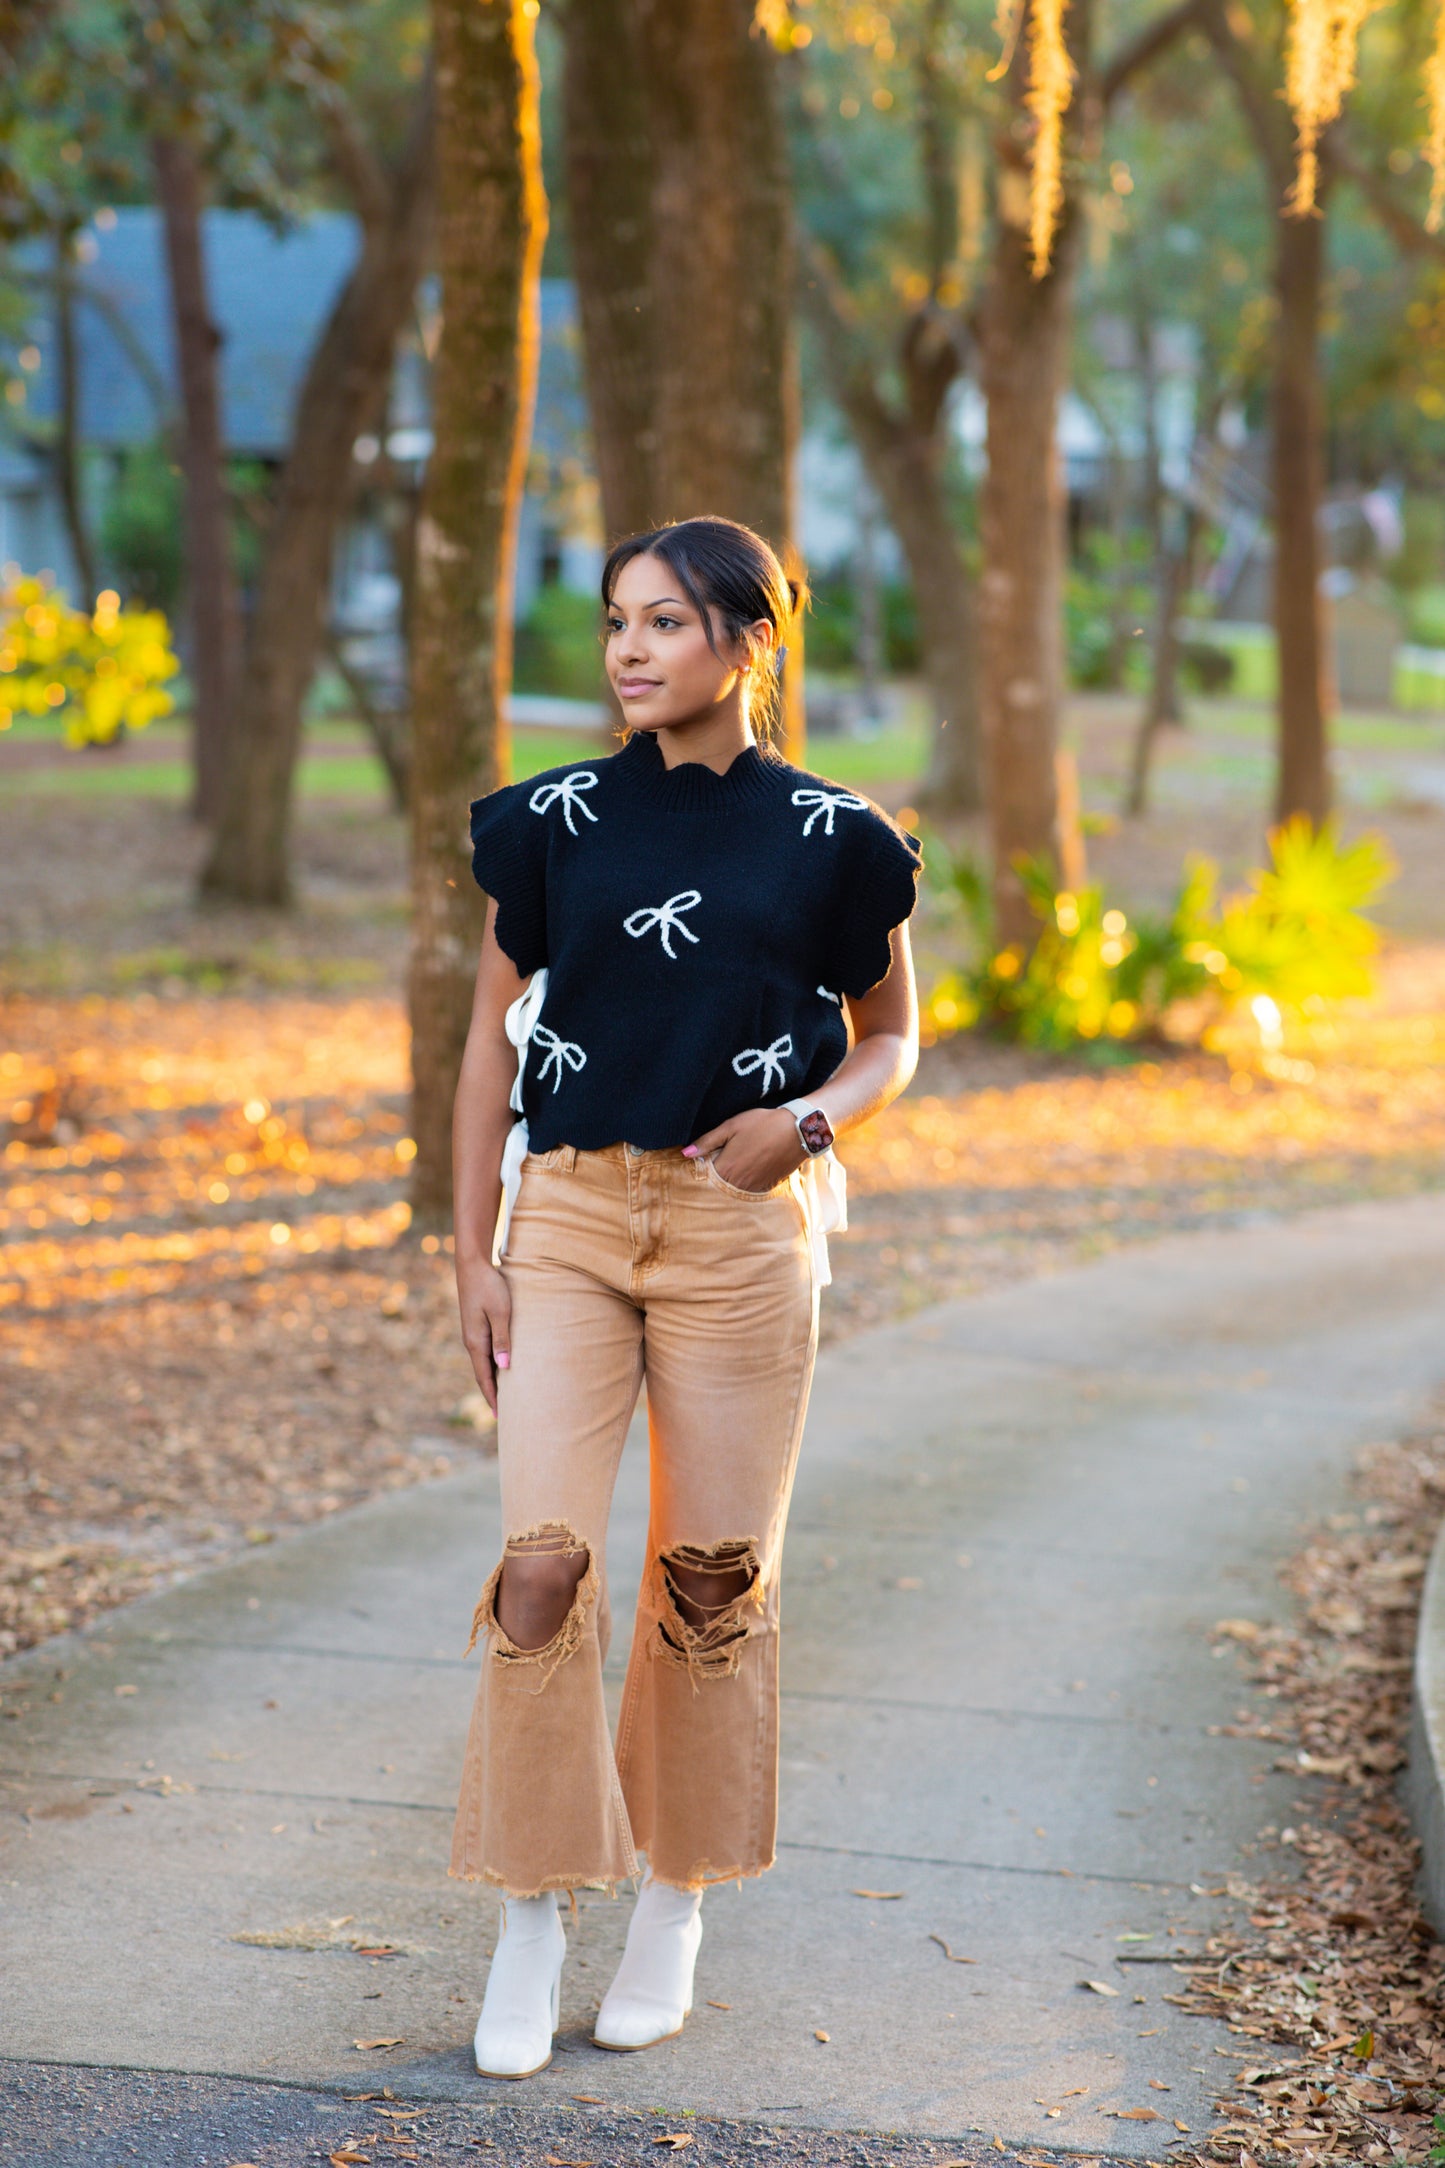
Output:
[{"xmin": 4, "ymin": 690, "xmax": 1445, "ymax": 1661}]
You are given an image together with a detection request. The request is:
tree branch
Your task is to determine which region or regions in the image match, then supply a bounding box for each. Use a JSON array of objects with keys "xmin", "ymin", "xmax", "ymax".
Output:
[
  {"xmin": 1100, "ymin": 0, "xmax": 1204, "ymax": 108},
  {"xmin": 1332, "ymin": 135, "xmax": 1445, "ymax": 263},
  {"xmin": 314, "ymin": 80, "xmax": 391, "ymax": 233},
  {"xmin": 1194, "ymin": 0, "xmax": 1290, "ymax": 183},
  {"xmin": 796, "ymin": 231, "xmax": 905, "ymax": 457}
]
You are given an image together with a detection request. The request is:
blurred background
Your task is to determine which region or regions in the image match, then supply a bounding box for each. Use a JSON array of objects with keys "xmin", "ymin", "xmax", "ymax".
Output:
[{"xmin": 3, "ymin": 0, "xmax": 1445, "ymax": 1665}]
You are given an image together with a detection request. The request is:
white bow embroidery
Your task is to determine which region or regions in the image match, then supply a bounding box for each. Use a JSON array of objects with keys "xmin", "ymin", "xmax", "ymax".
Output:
[
  {"xmin": 817, "ymin": 985, "xmax": 842, "ymax": 1005},
  {"xmin": 529, "ymin": 769, "xmax": 599, "ymax": 835},
  {"xmin": 732, "ymin": 1034, "xmax": 793, "ymax": 1094},
  {"xmin": 532, "ymin": 1023, "xmax": 586, "ymax": 1093},
  {"xmin": 624, "ymin": 889, "xmax": 702, "ymax": 958},
  {"xmin": 792, "ymin": 787, "xmax": 867, "ymax": 837}
]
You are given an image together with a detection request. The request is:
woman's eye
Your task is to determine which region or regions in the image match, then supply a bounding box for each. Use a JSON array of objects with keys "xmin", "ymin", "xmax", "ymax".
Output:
[
  {"xmin": 653, "ymin": 615, "xmax": 678, "ymax": 630},
  {"xmin": 605, "ymin": 617, "xmax": 623, "ymax": 634}
]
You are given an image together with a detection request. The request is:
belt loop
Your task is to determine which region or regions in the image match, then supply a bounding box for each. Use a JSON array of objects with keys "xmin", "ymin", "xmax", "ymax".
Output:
[{"xmin": 558, "ymin": 1143, "xmax": 577, "ymax": 1172}]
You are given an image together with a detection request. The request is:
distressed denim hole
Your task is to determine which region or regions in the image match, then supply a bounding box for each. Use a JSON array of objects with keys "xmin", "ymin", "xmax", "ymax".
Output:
[
  {"xmin": 464, "ymin": 1521, "xmax": 594, "ymax": 1690},
  {"xmin": 656, "ymin": 1539, "xmax": 763, "ymax": 1683}
]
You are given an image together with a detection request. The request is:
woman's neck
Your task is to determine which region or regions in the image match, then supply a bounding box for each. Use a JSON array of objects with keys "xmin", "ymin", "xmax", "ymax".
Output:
[{"xmin": 651, "ymin": 707, "xmax": 757, "ymax": 775}]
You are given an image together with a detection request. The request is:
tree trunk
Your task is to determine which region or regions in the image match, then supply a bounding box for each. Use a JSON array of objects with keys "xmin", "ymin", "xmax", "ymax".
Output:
[
  {"xmin": 886, "ymin": 440, "xmax": 982, "ymax": 813},
  {"xmin": 563, "ymin": 0, "xmax": 803, "ymax": 752},
  {"xmin": 408, "ymin": 0, "xmax": 546, "ymax": 1227},
  {"xmin": 53, "ymin": 228, "xmax": 96, "ymax": 606},
  {"xmin": 153, "ymin": 132, "xmax": 240, "ymax": 825},
  {"xmin": 560, "ymin": 0, "xmax": 659, "ymax": 540},
  {"xmin": 327, "ymin": 628, "xmax": 410, "ymax": 811},
  {"xmin": 1272, "ymin": 202, "xmax": 1331, "ymax": 825},
  {"xmin": 1127, "ymin": 497, "xmax": 1203, "ymax": 816},
  {"xmin": 978, "ymin": 205, "xmax": 1078, "ymax": 946},
  {"xmin": 633, "ymin": 0, "xmax": 794, "ymax": 540},
  {"xmin": 801, "ymin": 263, "xmax": 982, "ymax": 809},
  {"xmin": 200, "ymin": 83, "xmax": 435, "ymax": 906}
]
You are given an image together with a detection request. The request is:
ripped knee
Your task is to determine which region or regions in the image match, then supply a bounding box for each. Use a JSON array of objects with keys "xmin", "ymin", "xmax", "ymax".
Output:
[
  {"xmin": 655, "ymin": 1539, "xmax": 762, "ymax": 1681},
  {"xmin": 464, "ymin": 1522, "xmax": 594, "ymax": 1685}
]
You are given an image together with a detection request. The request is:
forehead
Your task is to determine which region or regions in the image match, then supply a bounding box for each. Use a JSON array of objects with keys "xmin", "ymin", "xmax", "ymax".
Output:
[{"xmin": 610, "ymin": 551, "xmax": 695, "ymax": 609}]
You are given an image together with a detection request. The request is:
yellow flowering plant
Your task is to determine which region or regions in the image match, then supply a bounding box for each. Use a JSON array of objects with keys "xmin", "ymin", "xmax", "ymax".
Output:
[
  {"xmin": 926, "ymin": 819, "xmax": 1394, "ymax": 1052},
  {"xmin": 0, "ymin": 571, "xmax": 179, "ymax": 746}
]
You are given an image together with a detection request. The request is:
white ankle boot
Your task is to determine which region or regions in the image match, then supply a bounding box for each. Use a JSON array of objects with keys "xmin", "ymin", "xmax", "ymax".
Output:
[
  {"xmin": 593, "ymin": 1877, "xmax": 703, "ymax": 2051},
  {"xmin": 474, "ymin": 1891, "xmax": 566, "ymax": 2079}
]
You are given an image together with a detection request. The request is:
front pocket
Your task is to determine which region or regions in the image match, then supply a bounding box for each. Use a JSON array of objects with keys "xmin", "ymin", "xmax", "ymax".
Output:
[{"xmin": 700, "ymin": 1155, "xmax": 791, "ymax": 1203}]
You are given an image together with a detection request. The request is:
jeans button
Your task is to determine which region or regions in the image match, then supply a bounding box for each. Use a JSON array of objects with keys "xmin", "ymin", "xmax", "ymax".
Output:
[{"xmin": 627, "ymin": 1142, "xmax": 642, "ymax": 1157}]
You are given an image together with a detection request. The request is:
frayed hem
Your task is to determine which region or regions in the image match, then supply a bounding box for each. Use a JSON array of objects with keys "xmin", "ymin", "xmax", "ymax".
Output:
[
  {"xmin": 446, "ymin": 1863, "xmax": 633, "ymax": 1899},
  {"xmin": 638, "ymin": 1853, "xmax": 776, "ymax": 1894}
]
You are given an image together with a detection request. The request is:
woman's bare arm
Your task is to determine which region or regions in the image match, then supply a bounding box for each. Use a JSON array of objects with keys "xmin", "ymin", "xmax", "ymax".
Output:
[
  {"xmin": 452, "ymin": 899, "xmax": 529, "ymax": 1411},
  {"xmin": 686, "ymin": 920, "xmax": 919, "ymax": 1191}
]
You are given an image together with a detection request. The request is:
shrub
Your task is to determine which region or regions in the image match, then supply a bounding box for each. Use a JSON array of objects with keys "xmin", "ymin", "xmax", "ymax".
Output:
[
  {"xmin": 100, "ymin": 441, "xmax": 185, "ymax": 614},
  {"xmin": 0, "ymin": 573, "xmax": 178, "ymax": 744},
  {"xmin": 513, "ymin": 585, "xmax": 606, "ymax": 701},
  {"xmin": 925, "ymin": 818, "xmax": 1395, "ymax": 1052}
]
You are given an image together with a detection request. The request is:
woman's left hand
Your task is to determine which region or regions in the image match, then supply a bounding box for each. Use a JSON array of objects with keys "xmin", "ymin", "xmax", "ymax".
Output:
[{"xmin": 685, "ymin": 1106, "xmax": 807, "ymax": 1194}]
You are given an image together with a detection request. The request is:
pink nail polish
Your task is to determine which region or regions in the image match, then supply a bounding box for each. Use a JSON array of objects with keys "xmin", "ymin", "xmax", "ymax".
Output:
[
  {"xmin": 496, "ymin": 1352, "xmax": 510, "ymax": 1370},
  {"xmin": 681, "ymin": 1145, "xmax": 698, "ymax": 1158}
]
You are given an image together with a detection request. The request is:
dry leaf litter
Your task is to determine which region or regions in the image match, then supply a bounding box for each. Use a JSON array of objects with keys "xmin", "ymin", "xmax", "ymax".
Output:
[{"xmin": 1168, "ymin": 1401, "xmax": 1445, "ymax": 2166}]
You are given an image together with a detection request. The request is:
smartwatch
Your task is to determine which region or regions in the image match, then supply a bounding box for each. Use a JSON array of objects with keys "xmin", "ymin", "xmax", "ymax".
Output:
[{"xmin": 783, "ymin": 1097, "xmax": 835, "ymax": 1157}]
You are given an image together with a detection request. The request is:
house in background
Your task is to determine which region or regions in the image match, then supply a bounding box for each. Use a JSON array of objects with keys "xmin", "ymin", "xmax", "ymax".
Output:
[{"xmin": 0, "ymin": 207, "xmax": 603, "ymax": 643}]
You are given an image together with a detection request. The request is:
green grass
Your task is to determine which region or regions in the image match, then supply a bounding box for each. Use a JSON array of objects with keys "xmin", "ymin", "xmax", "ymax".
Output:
[{"xmin": 2, "ymin": 711, "xmax": 933, "ymax": 801}]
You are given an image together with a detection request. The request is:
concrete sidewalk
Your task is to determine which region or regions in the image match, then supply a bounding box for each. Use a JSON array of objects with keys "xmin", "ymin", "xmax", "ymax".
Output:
[{"xmin": 4, "ymin": 1193, "xmax": 1445, "ymax": 2157}]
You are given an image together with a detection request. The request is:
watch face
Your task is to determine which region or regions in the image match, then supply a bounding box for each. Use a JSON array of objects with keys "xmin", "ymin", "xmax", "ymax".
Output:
[{"xmin": 797, "ymin": 1108, "xmax": 834, "ymax": 1156}]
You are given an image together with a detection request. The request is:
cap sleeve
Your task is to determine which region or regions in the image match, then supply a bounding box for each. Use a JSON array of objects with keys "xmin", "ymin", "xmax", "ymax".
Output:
[
  {"xmin": 469, "ymin": 784, "xmax": 547, "ymax": 977},
  {"xmin": 827, "ymin": 810, "xmax": 923, "ymax": 999}
]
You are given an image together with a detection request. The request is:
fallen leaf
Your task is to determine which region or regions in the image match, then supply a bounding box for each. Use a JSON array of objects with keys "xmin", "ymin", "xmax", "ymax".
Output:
[
  {"xmin": 652, "ymin": 2138, "xmax": 693, "ymax": 2150},
  {"xmin": 353, "ymin": 2037, "xmax": 403, "ymax": 2051},
  {"xmin": 1351, "ymin": 2027, "xmax": 1374, "ymax": 2060},
  {"xmin": 375, "ymin": 2109, "xmax": 424, "ymax": 2120},
  {"xmin": 1100, "ymin": 2105, "xmax": 1164, "ymax": 2121},
  {"xmin": 895, "ymin": 1576, "xmax": 923, "ymax": 1589},
  {"xmin": 1061, "ymin": 2088, "xmax": 1089, "ymax": 2097},
  {"xmin": 1147, "ymin": 2078, "xmax": 1171, "ymax": 2089},
  {"xmin": 330, "ymin": 2155, "xmax": 370, "ymax": 2167},
  {"xmin": 1173, "ymin": 2120, "xmax": 1191, "ymax": 2134},
  {"xmin": 547, "ymin": 2158, "xmax": 596, "ymax": 2165},
  {"xmin": 570, "ymin": 2095, "xmax": 606, "ymax": 2103},
  {"xmin": 1078, "ymin": 1978, "xmax": 1119, "ymax": 1996},
  {"xmin": 814, "ymin": 2029, "xmax": 830, "ymax": 2042},
  {"xmin": 852, "ymin": 1888, "xmax": 905, "ymax": 1900},
  {"xmin": 928, "ymin": 1934, "xmax": 977, "ymax": 1963},
  {"xmin": 705, "ymin": 2000, "xmax": 731, "ymax": 2010}
]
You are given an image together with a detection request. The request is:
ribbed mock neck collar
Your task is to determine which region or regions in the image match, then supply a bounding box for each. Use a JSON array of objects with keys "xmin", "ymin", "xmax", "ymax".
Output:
[{"xmin": 615, "ymin": 726, "xmax": 785, "ymax": 811}]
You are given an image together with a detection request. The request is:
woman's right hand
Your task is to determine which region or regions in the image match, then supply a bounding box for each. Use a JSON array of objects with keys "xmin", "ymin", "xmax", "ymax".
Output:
[{"xmin": 457, "ymin": 1252, "xmax": 513, "ymax": 1414}]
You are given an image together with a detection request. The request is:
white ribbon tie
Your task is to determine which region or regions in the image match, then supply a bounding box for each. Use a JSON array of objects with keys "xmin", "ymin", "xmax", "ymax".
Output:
[
  {"xmin": 792, "ymin": 787, "xmax": 867, "ymax": 837},
  {"xmin": 532, "ymin": 1022, "xmax": 586, "ymax": 1093},
  {"xmin": 529, "ymin": 769, "xmax": 599, "ymax": 835},
  {"xmin": 731, "ymin": 1034, "xmax": 793, "ymax": 1094},
  {"xmin": 817, "ymin": 985, "xmax": 841, "ymax": 1005},
  {"xmin": 624, "ymin": 889, "xmax": 702, "ymax": 958}
]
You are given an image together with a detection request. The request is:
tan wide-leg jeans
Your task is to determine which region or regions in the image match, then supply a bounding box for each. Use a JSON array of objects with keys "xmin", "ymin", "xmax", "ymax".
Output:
[{"xmin": 449, "ymin": 1142, "xmax": 820, "ymax": 1896}]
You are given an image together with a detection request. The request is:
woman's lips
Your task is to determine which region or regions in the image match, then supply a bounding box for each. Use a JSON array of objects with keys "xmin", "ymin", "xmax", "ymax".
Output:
[{"xmin": 617, "ymin": 679, "xmax": 661, "ymax": 698}]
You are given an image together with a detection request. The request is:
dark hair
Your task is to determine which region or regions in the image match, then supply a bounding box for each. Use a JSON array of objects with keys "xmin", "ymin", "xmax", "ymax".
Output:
[{"xmin": 601, "ymin": 516, "xmax": 806, "ymax": 740}]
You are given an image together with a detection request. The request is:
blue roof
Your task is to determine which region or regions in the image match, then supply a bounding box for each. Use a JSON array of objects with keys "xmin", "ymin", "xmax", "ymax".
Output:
[{"xmin": 7, "ymin": 208, "xmax": 586, "ymax": 464}]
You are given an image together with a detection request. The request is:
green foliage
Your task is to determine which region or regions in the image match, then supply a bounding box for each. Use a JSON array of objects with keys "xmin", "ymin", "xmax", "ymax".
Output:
[
  {"xmin": 805, "ymin": 568, "xmax": 922, "ymax": 675},
  {"xmin": 925, "ymin": 819, "xmax": 1395, "ymax": 1052},
  {"xmin": 100, "ymin": 441, "xmax": 185, "ymax": 614},
  {"xmin": 0, "ymin": 572, "xmax": 179, "ymax": 744},
  {"xmin": 1064, "ymin": 542, "xmax": 1152, "ymax": 691},
  {"xmin": 512, "ymin": 584, "xmax": 606, "ymax": 702}
]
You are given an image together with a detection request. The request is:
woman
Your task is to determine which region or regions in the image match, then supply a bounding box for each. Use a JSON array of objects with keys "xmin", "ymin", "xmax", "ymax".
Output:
[{"xmin": 449, "ymin": 515, "xmax": 921, "ymax": 2080}]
